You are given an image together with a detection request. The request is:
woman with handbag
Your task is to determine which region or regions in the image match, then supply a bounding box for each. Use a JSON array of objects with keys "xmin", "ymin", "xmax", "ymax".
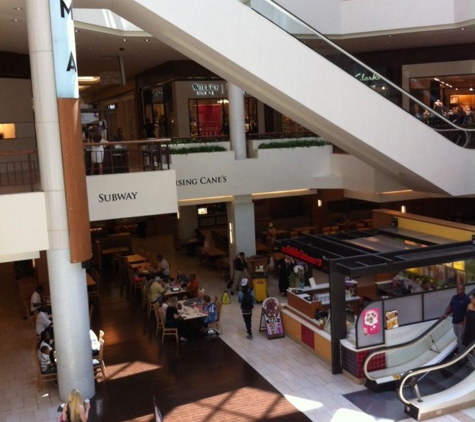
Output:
[{"xmin": 59, "ymin": 389, "xmax": 90, "ymax": 422}]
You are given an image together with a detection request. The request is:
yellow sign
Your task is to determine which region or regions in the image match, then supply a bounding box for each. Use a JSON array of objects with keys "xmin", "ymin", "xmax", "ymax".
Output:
[{"xmin": 221, "ymin": 291, "xmax": 231, "ymax": 305}]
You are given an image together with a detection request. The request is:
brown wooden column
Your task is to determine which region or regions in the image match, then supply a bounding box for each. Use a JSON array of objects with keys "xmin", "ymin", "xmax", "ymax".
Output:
[{"xmin": 57, "ymin": 98, "xmax": 92, "ymax": 263}]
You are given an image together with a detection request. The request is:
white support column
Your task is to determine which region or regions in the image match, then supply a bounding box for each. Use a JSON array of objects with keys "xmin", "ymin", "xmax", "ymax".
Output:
[
  {"xmin": 227, "ymin": 195, "xmax": 256, "ymax": 260},
  {"xmin": 228, "ymin": 83, "xmax": 247, "ymax": 159},
  {"xmin": 26, "ymin": 0, "xmax": 94, "ymax": 401}
]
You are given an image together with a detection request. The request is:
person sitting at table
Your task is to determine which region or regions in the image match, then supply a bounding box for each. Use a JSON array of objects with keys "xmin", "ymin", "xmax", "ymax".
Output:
[
  {"xmin": 90, "ymin": 330, "xmax": 100, "ymax": 357},
  {"xmin": 156, "ymin": 254, "xmax": 171, "ymax": 279},
  {"xmin": 165, "ymin": 296, "xmax": 187, "ymax": 342},
  {"xmin": 200, "ymin": 295, "xmax": 217, "ymax": 331},
  {"xmin": 185, "ymin": 273, "xmax": 199, "ymax": 298},
  {"xmin": 193, "ymin": 288, "xmax": 205, "ymax": 306},
  {"xmin": 161, "ymin": 296, "xmax": 170, "ymax": 319},
  {"xmin": 30, "ymin": 285, "xmax": 52, "ymax": 315},
  {"xmin": 30, "ymin": 285, "xmax": 44, "ymax": 315},
  {"xmin": 36, "ymin": 305, "xmax": 54, "ymax": 341},
  {"xmin": 150, "ymin": 277, "xmax": 166, "ymax": 304},
  {"xmin": 172, "ymin": 269, "xmax": 188, "ymax": 288},
  {"xmin": 38, "ymin": 344, "xmax": 56, "ymax": 374}
]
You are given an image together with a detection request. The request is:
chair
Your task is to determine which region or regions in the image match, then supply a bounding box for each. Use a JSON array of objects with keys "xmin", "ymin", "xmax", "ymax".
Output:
[
  {"xmin": 156, "ymin": 306, "xmax": 178, "ymax": 343},
  {"xmin": 153, "ymin": 303, "xmax": 163, "ymax": 336},
  {"xmin": 34, "ymin": 344, "xmax": 57, "ymax": 392},
  {"xmin": 128, "ymin": 267, "xmax": 141, "ymax": 294},
  {"xmin": 93, "ymin": 330, "xmax": 107, "ymax": 380},
  {"xmin": 23, "ymin": 299, "xmax": 36, "ymax": 328},
  {"xmin": 208, "ymin": 296, "xmax": 223, "ymax": 334}
]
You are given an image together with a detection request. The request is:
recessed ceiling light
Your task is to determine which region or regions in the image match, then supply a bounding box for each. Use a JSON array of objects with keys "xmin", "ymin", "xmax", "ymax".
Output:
[
  {"xmin": 14, "ymin": 7, "xmax": 22, "ymax": 10},
  {"xmin": 123, "ymin": 38, "xmax": 127, "ymax": 42},
  {"xmin": 145, "ymin": 39, "xmax": 149, "ymax": 42},
  {"xmin": 12, "ymin": 19, "xmax": 18, "ymax": 22},
  {"xmin": 461, "ymin": 27, "xmax": 465, "ymax": 31}
]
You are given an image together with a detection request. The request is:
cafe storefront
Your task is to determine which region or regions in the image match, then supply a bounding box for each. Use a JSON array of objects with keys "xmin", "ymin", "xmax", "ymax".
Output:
[{"xmin": 275, "ymin": 210, "xmax": 475, "ymax": 375}]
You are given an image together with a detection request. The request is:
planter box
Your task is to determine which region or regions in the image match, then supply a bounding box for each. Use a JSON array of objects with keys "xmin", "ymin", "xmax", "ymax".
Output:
[
  {"xmin": 170, "ymin": 141, "xmax": 230, "ymax": 152},
  {"xmin": 248, "ymin": 136, "xmax": 327, "ymax": 158}
]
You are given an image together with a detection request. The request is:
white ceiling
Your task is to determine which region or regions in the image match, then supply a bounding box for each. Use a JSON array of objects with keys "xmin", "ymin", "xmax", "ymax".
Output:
[{"xmin": 2, "ymin": 0, "xmax": 475, "ymax": 82}]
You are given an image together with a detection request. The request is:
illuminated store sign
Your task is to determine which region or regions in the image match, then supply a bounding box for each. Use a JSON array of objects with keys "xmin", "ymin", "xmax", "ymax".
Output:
[
  {"xmin": 354, "ymin": 72, "xmax": 381, "ymax": 82},
  {"xmin": 281, "ymin": 245, "xmax": 323, "ymax": 267},
  {"xmin": 191, "ymin": 83, "xmax": 225, "ymax": 96}
]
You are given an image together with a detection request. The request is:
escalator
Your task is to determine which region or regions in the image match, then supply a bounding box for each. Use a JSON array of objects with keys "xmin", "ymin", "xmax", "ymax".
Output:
[
  {"xmin": 397, "ymin": 341, "xmax": 475, "ymax": 420},
  {"xmin": 77, "ymin": 0, "xmax": 475, "ymax": 195},
  {"xmin": 362, "ymin": 318, "xmax": 457, "ymax": 392}
]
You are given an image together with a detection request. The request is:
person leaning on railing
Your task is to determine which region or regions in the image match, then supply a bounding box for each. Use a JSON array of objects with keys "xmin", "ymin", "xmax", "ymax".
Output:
[{"xmin": 90, "ymin": 130, "xmax": 108, "ymax": 175}]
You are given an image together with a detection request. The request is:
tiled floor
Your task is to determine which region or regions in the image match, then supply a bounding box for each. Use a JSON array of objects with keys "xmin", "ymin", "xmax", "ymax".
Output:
[{"xmin": 1, "ymin": 232, "xmax": 475, "ymax": 422}]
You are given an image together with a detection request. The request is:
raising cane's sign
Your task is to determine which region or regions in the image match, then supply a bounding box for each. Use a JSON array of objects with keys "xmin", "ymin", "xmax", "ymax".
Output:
[{"xmin": 281, "ymin": 245, "xmax": 323, "ymax": 267}]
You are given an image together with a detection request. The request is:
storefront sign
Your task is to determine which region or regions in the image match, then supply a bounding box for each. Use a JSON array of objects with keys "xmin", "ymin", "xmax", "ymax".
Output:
[
  {"xmin": 98, "ymin": 192, "xmax": 137, "ymax": 202},
  {"xmin": 87, "ymin": 171, "xmax": 177, "ymax": 221},
  {"xmin": 261, "ymin": 298, "xmax": 285, "ymax": 340},
  {"xmin": 176, "ymin": 175, "xmax": 227, "ymax": 186},
  {"xmin": 354, "ymin": 72, "xmax": 381, "ymax": 82},
  {"xmin": 49, "ymin": 0, "xmax": 78, "ymax": 98},
  {"xmin": 281, "ymin": 245, "xmax": 323, "ymax": 267},
  {"xmin": 191, "ymin": 83, "xmax": 225, "ymax": 96}
]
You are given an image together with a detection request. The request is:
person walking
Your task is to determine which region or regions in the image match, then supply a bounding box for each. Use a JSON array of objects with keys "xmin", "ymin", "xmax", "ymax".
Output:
[
  {"xmin": 59, "ymin": 389, "xmax": 90, "ymax": 422},
  {"xmin": 440, "ymin": 283, "xmax": 470, "ymax": 354},
  {"xmin": 238, "ymin": 278, "xmax": 256, "ymax": 340},
  {"xmin": 231, "ymin": 252, "xmax": 248, "ymax": 295}
]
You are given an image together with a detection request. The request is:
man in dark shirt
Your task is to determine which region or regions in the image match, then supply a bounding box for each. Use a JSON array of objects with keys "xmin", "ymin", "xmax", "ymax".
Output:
[
  {"xmin": 441, "ymin": 283, "xmax": 470, "ymax": 353},
  {"xmin": 231, "ymin": 252, "xmax": 248, "ymax": 295}
]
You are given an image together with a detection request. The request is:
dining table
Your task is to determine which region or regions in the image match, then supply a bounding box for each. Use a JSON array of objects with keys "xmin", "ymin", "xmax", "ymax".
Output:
[
  {"xmin": 201, "ymin": 246, "xmax": 227, "ymax": 258},
  {"xmin": 291, "ymin": 226, "xmax": 316, "ymax": 235},
  {"xmin": 124, "ymin": 254, "xmax": 147, "ymax": 264},
  {"xmin": 255, "ymin": 242, "xmax": 269, "ymax": 254},
  {"xmin": 163, "ymin": 286, "xmax": 186, "ymax": 297},
  {"xmin": 129, "ymin": 261, "xmax": 152, "ymax": 270},
  {"xmin": 178, "ymin": 299, "xmax": 208, "ymax": 321}
]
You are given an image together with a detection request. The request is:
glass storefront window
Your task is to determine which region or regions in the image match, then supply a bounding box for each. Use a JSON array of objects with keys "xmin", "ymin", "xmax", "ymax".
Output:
[
  {"xmin": 188, "ymin": 97, "xmax": 258, "ymax": 137},
  {"xmin": 409, "ymin": 74, "xmax": 475, "ymax": 124}
]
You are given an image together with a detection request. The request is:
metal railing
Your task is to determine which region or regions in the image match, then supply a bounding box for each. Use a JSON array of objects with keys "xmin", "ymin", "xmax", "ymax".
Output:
[
  {"xmin": 0, "ymin": 150, "xmax": 39, "ymax": 192},
  {"xmin": 83, "ymin": 139, "xmax": 172, "ymax": 175}
]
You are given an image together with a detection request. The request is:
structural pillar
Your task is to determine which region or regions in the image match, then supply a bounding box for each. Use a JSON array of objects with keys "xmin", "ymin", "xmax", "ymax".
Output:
[
  {"xmin": 26, "ymin": 0, "xmax": 95, "ymax": 400},
  {"xmin": 227, "ymin": 195, "xmax": 256, "ymax": 260},
  {"xmin": 228, "ymin": 83, "xmax": 247, "ymax": 159}
]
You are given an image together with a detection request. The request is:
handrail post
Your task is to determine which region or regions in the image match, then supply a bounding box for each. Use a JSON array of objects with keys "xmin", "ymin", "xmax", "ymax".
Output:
[{"xmin": 27, "ymin": 152, "xmax": 34, "ymax": 192}]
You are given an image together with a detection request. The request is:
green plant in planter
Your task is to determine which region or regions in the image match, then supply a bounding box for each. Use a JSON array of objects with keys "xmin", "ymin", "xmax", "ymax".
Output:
[
  {"xmin": 170, "ymin": 145, "xmax": 227, "ymax": 155},
  {"xmin": 258, "ymin": 139, "xmax": 328, "ymax": 149},
  {"xmin": 288, "ymin": 272, "xmax": 298, "ymax": 288},
  {"xmin": 171, "ymin": 137, "xmax": 226, "ymax": 145}
]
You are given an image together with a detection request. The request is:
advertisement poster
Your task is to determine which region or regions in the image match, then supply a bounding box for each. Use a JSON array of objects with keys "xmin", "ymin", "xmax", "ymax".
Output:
[
  {"xmin": 261, "ymin": 297, "xmax": 285, "ymax": 339},
  {"xmin": 385, "ymin": 309, "xmax": 399, "ymax": 330},
  {"xmin": 362, "ymin": 308, "xmax": 380, "ymax": 335}
]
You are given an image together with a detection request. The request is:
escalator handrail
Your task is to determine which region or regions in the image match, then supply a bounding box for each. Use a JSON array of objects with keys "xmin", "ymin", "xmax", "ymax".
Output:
[
  {"xmin": 250, "ymin": 0, "xmax": 473, "ymax": 145},
  {"xmin": 362, "ymin": 317, "xmax": 451, "ymax": 382},
  {"xmin": 397, "ymin": 340, "xmax": 475, "ymax": 406}
]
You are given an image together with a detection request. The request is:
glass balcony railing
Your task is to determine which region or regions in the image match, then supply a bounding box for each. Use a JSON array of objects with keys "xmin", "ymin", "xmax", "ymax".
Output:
[{"xmin": 248, "ymin": 0, "xmax": 475, "ymax": 148}]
